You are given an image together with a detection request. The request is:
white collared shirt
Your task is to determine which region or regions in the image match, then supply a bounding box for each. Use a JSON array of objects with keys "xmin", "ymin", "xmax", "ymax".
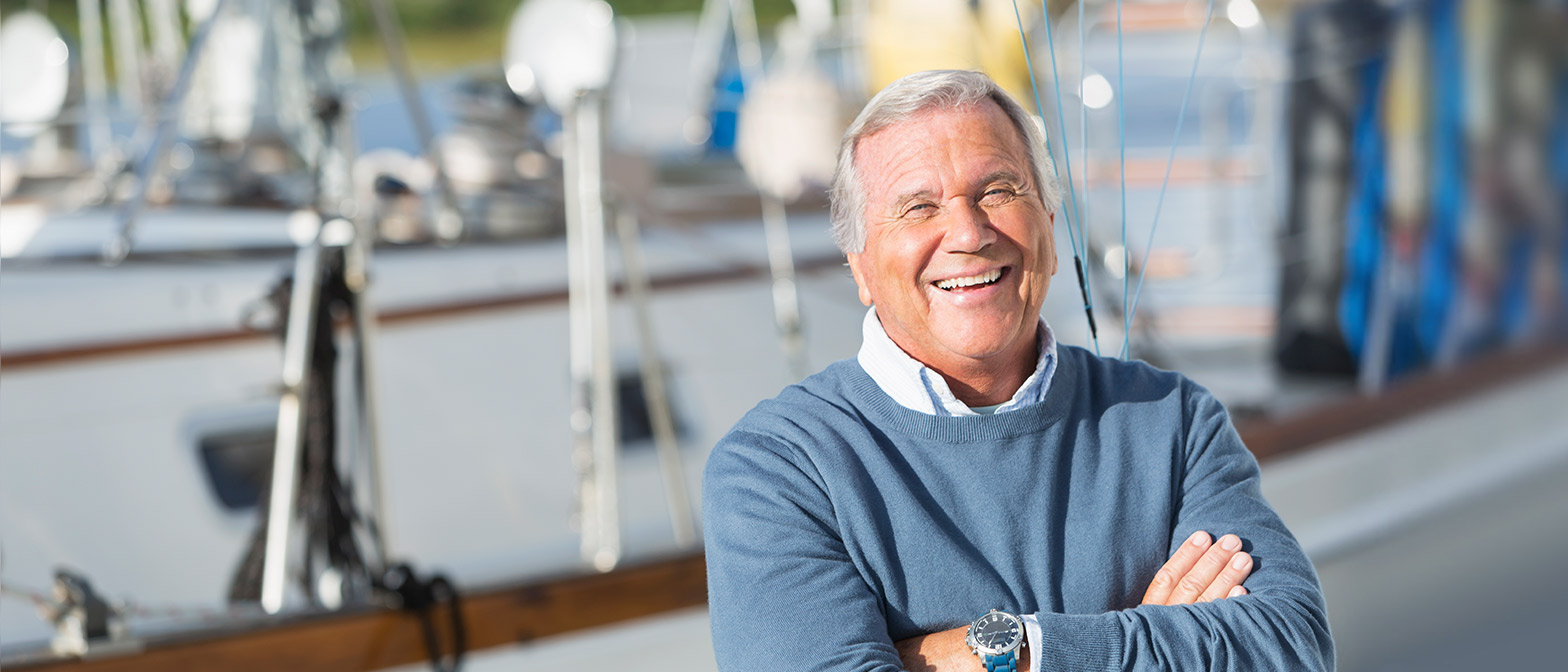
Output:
[
  {"xmin": 855, "ymin": 306, "xmax": 1058, "ymax": 668},
  {"xmin": 856, "ymin": 307, "xmax": 1059, "ymax": 416}
]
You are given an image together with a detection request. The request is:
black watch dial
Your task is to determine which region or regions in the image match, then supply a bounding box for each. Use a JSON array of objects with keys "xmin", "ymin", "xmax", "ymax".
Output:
[{"xmin": 973, "ymin": 611, "xmax": 1022, "ymax": 653}]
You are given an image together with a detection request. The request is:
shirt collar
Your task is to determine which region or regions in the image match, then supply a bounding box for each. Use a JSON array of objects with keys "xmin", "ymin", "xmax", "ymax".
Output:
[{"xmin": 856, "ymin": 307, "xmax": 1058, "ymax": 417}]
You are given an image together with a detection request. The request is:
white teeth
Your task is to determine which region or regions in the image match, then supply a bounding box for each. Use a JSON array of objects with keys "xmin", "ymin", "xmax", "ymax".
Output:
[{"xmin": 936, "ymin": 269, "xmax": 1002, "ymax": 290}]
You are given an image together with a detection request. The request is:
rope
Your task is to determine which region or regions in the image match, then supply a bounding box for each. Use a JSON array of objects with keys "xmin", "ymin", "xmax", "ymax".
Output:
[
  {"xmin": 1123, "ymin": 0, "xmax": 1218, "ymax": 358},
  {"xmin": 378, "ymin": 563, "xmax": 467, "ymax": 672}
]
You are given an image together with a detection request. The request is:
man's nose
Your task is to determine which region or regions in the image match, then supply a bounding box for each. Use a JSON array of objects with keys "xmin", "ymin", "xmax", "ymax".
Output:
[{"xmin": 940, "ymin": 201, "xmax": 997, "ymax": 253}]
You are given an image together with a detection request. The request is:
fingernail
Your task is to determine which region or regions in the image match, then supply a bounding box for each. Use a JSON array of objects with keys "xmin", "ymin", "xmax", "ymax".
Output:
[
  {"xmin": 1190, "ymin": 531, "xmax": 1209, "ymax": 547},
  {"xmin": 1220, "ymin": 535, "xmax": 1241, "ymax": 551},
  {"xmin": 1232, "ymin": 553, "xmax": 1250, "ymax": 570}
]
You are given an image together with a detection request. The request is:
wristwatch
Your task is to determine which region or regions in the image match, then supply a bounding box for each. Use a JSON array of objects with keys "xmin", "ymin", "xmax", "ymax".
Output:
[{"xmin": 965, "ymin": 608, "xmax": 1025, "ymax": 672}]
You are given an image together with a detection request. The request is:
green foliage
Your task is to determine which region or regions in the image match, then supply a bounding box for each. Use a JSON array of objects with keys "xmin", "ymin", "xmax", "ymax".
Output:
[
  {"xmin": 341, "ymin": 0, "xmax": 800, "ymax": 39},
  {"xmin": 1, "ymin": 0, "xmax": 84, "ymax": 36},
  {"xmin": 342, "ymin": 0, "xmax": 801, "ymax": 71},
  {"xmin": 1, "ymin": 0, "xmax": 804, "ymax": 74}
]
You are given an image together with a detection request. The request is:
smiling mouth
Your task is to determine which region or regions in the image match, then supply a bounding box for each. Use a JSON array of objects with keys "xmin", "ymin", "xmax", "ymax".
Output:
[{"xmin": 934, "ymin": 267, "xmax": 1007, "ymax": 291}]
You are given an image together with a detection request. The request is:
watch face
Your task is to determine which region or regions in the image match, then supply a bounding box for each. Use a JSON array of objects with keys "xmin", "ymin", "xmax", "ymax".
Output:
[{"xmin": 971, "ymin": 611, "xmax": 1023, "ymax": 655}]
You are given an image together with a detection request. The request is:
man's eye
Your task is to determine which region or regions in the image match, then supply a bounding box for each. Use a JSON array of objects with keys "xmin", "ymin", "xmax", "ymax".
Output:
[
  {"xmin": 981, "ymin": 187, "xmax": 1016, "ymax": 203},
  {"xmin": 902, "ymin": 203, "xmax": 935, "ymax": 217}
]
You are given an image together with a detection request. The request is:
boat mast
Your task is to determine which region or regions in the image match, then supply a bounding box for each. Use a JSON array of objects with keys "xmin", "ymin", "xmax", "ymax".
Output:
[{"xmin": 366, "ymin": 0, "xmax": 467, "ymax": 243}]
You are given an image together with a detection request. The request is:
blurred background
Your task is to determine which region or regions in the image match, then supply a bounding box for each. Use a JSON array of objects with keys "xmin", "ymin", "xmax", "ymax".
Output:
[{"xmin": 0, "ymin": 0, "xmax": 1564, "ymax": 670}]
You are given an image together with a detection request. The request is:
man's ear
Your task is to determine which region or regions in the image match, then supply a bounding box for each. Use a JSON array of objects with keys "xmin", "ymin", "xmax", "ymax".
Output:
[{"xmin": 846, "ymin": 253, "xmax": 874, "ymax": 307}]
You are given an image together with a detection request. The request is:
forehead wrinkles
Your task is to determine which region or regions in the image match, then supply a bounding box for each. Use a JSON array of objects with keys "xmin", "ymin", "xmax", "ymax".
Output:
[{"xmin": 857, "ymin": 106, "xmax": 1031, "ymax": 208}]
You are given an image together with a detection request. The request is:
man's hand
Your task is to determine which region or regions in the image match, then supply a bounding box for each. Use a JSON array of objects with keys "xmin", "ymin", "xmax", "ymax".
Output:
[
  {"xmin": 896, "ymin": 626, "xmax": 1028, "ymax": 672},
  {"xmin": 1141, "ymin": 531, "xmax": 1253, "ymax": 605},
  {"xmin": 895, "ymin": 531, "xmax": 1250, "ymax": 670}
]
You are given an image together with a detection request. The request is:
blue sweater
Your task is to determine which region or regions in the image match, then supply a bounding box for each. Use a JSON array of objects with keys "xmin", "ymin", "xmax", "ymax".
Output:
[{"xmin": 703, "ymin": 347, "xmax": 1334, "ymax": 671}]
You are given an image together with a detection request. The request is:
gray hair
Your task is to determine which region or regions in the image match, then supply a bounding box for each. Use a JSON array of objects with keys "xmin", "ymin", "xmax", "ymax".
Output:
[{"xmin": 828, "ymin": 70, "xmax": 1062, "ymax": 255}]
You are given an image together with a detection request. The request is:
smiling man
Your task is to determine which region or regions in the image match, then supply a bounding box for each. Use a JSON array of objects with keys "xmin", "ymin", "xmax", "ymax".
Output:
[{"xmin": 703, "ymin": 70, "xmax": 1334, "ymax": 671}]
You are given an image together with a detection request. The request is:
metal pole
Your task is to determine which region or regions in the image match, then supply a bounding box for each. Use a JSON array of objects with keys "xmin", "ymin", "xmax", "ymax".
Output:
[
  {"xmin": 612, "ymin": 206, "xmax": 697, "ymax": 549},
  {"xmin": 103, "ymin": 0, "xmax": 232, "ymax": 265},
  {"xmin": 106, "ymin": 0, "xmax": 146, "ymax": 113},
  {"xmin": 728, "ymin": 0, "xmax": 808, "ymax": 380},
  {"xmin": 75, "ymin": 0, "xmax": 113, "ymax": 165},
  {"xmin": 345, "ymin": 217, "xmax": 390, "ymax": 568},
  {"xmin": 563, "ymin": 96, "xmax": 599, "ymax": 570},
  {"xmin": 562, "ymin": 92, "xmax": 623, "ymax": 572},
  {"xmin": 1358, "ymin": 249, "xmax": 1399, "ymax": 395},
  {"xmin": 365, "ymin": 0, "xmax": 465, "ymax": 242},
  {"xmin": 579, "ymin": 93, "xmax": 620, "ymax": 572},
  {"xmin": 686, "ymin": 0, "xmax": 731, "ymax": 144},
  {"xmin": 144, "ymin": 0, "xmax": 185, "ymax": 84},
  {"xmin": 726, "ymin": 0, "xmax": 765, "ymax": 86},
  {"xmin": 761, "ymin": 193, "xmax": 808, "ymax": 380},
  {"xmin": 338, "ymin": 106, "xmax": 390, "ymax": 569},
  {"xmin": 261, "ymin": 231, "xmax": 326, "ymax": 614}
]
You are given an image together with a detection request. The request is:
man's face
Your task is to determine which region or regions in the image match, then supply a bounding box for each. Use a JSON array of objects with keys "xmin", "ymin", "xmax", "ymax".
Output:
[{"xmin": 847, "ymin": 102, "xmax": 1056, "ymax": 373}]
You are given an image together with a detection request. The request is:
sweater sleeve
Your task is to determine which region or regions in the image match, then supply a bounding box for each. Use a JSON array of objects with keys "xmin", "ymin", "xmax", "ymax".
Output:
[
  {"xmin": 704, "ymin": 430, "xmax": 904, "ymax": 672},
  {"xmin": 1032, "ymin": 382, "xmax": 1336, "ymax": 671}
]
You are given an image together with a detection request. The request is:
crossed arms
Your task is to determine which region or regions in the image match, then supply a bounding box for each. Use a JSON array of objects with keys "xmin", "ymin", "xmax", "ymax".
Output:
[
  {"xmin": 895, "ymin": 530, "xmax": 1259, "ymax": 671},
  {"xmin": 704, "ymin": 382, "xmax": 1334, "ymax": 671}
]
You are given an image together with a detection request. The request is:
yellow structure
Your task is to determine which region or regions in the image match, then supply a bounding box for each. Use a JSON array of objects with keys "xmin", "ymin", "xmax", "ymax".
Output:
[{"xmin": 863, "ymin": 0, "xmax": 1042, "ymax": 111}]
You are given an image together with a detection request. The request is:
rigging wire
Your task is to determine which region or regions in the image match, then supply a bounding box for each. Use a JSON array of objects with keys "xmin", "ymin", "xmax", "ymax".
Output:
[
  {"xmin": 1, "ymin": 583, "xmax": 56, "ymax": 615},
  {"xmin": 1117, "ymin": 0, "xmax": 1130, "ymax": 359},
  {"xmin": 1034, "ymin": 0, "xmax": 1104, "ymax": 355},
  {"xmin": 1078, "ymin": 0, "xmax": 1095, "ymax": 352},
  {"xmin": 1009, "ymin": 0, "xmax": 1079, "ymax": 260},
  {"xmin": 1011, "ymin": 0, "xmax": 1101, "ymax": 355},
  {"xmin": 1, "ymin": 580, "xmax": 251, "ymax": 625},
  {"xmin": 1123, "ymin": 0, "xmax": 1218, "ymax": 359},
  {"xmin": 1023, "ymin": 3, "xmax": 1083, "ymax": 261}
]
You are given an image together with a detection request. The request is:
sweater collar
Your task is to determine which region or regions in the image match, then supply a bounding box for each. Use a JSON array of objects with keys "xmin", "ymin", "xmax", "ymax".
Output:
[
  {"xmin": 833, "ymin": 345, "xmax": 1080, "ymax": 444},
  {"xmin": 856, "ymin": 307, "xmax": 1059, "ymax": 417}
]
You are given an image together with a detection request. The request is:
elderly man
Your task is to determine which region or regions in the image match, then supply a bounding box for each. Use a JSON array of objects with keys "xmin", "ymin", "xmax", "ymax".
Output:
[{"xmin": 703, "ymin": 70, "xmax": 1333, "ymax": 671}]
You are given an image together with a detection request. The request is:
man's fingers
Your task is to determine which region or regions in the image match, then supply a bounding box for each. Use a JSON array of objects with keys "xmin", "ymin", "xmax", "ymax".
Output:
[
  {"xmin": 1167, "ymin": 534, "xmax": 1244, "ymax": 604},
  {"xmin": 1142, "ymin": 532, "xmax": 1254, "ymax": 606},
  {"xmin": 1197, "ymin": 550, "xmax": 1252, "ymax": 603},
  {"xmin": 1141, "ymin": 531, "xmax": 1212, "ymax": 605}
]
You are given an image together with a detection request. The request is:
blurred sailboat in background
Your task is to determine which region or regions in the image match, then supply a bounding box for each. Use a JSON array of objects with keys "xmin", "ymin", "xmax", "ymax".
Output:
[
  {"xmin": 2, "ymin": 1, "xmax": 1566, "ymax": 670},
  {"xmin": 0, "ymin": 0, "xmax": 862, "ymax": 666}
]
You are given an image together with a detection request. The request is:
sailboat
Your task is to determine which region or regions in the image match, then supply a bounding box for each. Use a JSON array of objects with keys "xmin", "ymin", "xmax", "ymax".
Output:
[
  {"xmin": 2, "ymin": 0, "xmax": 1565, "ymax": 670},
  {"xmin": 0, "ymin": 0, "xmax": 862, "ymax": 667}
]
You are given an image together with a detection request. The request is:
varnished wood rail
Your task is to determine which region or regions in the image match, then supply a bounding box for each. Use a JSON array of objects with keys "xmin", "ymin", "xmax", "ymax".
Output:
[
  {"xmin": 8, "ymin": 553, "xmax": 708, "ymax": 671},
  {"xmin": 1238, "ymin": 340, "xmax": 1568, "ymax": 463}
]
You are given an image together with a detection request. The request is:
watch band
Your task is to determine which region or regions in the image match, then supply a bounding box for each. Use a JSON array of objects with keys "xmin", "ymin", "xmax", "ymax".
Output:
[{"xmin": 983, "ymin": 650, "xmax": 1018, "ymax": 672}]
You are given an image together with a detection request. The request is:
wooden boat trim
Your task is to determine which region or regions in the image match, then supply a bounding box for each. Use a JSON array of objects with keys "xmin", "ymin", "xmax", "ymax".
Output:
[
  {"xmin": 0, "ymin": 253, "xmax": 850, "ymax": 371},
  {"xmin": 6, "ymin": 552, "xmax": 709, "ymax": 671},
  {"xmin": 1237, "ymin": 341, "xmax": 1568, "ymax": 462}
]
